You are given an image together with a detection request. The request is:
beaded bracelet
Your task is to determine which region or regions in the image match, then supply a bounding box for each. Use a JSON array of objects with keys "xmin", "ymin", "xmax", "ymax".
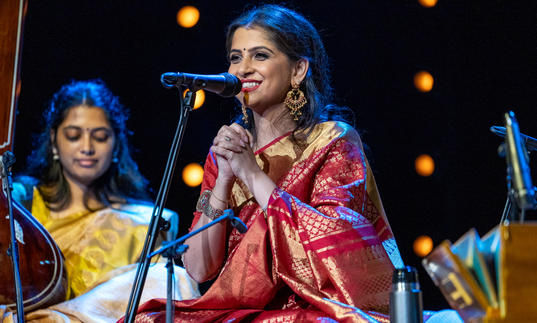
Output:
[{"xmin": 196, "ymin": 190, "xmax": 225, "ymax": 220}]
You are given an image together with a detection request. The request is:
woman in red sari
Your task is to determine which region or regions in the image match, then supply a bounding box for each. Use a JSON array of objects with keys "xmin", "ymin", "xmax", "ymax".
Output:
[{"xmin": 134, "ymin": 4, "xmax": 404, "ymax": 322}]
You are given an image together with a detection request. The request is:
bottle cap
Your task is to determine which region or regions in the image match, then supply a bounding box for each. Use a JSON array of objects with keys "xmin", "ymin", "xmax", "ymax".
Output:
[{"xmin": 392, "ymin": 266, "xmax": 419, "ymax": 284}]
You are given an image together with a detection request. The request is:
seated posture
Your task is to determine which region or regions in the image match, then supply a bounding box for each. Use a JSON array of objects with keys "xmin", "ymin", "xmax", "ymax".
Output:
[
  {"xmin": 3, "ymin": 80, "xmax": 198, "ymax": 322},
  {"xmin": 133, "ymin": 5, "xmax": 403, "ymax": 322}
]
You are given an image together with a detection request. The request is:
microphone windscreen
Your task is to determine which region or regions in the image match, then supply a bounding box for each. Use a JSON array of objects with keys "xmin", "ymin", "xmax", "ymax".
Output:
[{"xmin": 219, "ymin": 73, "xmax": 242, "ymax": 97}]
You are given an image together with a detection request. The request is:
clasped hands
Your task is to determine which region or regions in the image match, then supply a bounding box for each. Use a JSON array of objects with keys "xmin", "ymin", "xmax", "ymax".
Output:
[{"xmin": 210, "ymin": 123, "xmax": 260, "ymax": 185}]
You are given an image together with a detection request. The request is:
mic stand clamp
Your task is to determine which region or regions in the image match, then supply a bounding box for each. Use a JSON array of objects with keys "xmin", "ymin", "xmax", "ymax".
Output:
[{"xmin": 1, "ymin": 151, "xmax": 25, "ymax": 323}]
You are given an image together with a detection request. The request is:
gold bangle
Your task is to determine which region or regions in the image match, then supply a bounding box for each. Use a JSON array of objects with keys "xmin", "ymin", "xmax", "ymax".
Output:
[{"xmin": 212, "ymin": 193, "xmax": 228, "ymax": 205}]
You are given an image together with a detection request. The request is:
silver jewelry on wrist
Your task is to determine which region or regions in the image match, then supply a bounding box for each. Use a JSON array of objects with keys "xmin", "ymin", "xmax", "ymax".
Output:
[{"xmin": 196, "ymin": 190, "xmax": 225, "ymax": 220}]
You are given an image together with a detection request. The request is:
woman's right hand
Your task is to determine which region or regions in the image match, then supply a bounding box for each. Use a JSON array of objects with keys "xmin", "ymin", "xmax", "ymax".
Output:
[
  {"xmin": 183, "ymin": 125, "xmax": 248, "ymax": 282},
  {"xmin": 211, "ymin": 124, "xmax": 249, "ymax": 184}
]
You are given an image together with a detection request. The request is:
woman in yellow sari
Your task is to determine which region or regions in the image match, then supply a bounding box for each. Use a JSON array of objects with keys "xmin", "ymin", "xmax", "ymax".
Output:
[
  {"xmin": 133, "ymin": 5, "xmax": 403, "ymax": 323},
  {"xmin": 4, "ymin": 80, "xmax": 198, "ymax": 322}
]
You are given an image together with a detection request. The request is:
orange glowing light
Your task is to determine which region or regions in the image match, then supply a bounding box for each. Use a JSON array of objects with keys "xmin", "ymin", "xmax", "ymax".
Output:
[
  {"xmin": 183, "ymin": 89, "xmax": 205, "ymax": 110},
  {"xmin": 182, "ymin": 163, "xmax": 204, "ymax": 187},
  {"xmin": 413, "ymin": 235, "xmax": 434, "ymax": 257},
  {"xmin": 177, "ymin": 6, "xmax": 200, "ymax": 28},
  {"xmin": 418, "ymin": 0, "xmax": 438, "ymax": 8},
  {"xmin": 415, "ymin": 154, "xmax": 435, "ymax": 177},
  {"xmin": 414, "ymin": 70, "xmax": 434, "ymax": 92}
]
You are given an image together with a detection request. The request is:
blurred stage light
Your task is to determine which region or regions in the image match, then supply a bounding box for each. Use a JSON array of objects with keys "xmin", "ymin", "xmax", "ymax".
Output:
[
  {"xmin": 414, "ymin": 70, "xmax": 434, "ymax": 92},
  {"xmin": 177, "ymin": 6, "xmax": 200, "ymax": 28},
  {"xmin": 182, "ymin": 163, "xmax": 204, "ymax": 187},
  {"xmin": 413, "ymin": 235, "xmax": 434, "ymax": 257},
  {"xmin": 183, "ymin": 89, "xmax": 205, "ymax": 110},
  {"xmin": 415, "ymin": 154, "xmax": 435, "ymax": 176},
  {"xmin": 418, "ymin": 0, "xmax": 438, "ymax": 8}
]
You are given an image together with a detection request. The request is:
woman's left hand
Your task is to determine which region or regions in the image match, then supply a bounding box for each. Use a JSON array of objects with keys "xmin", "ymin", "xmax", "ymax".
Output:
[{"xmin": 210, "ymin": 123, "xmax": 260, "ymax": 184}]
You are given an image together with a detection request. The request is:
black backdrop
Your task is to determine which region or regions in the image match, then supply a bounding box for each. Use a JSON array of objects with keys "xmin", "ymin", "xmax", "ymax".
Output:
[{"xmin": 13, "ymin": 0, "xmax": 537, "ymax": 310}]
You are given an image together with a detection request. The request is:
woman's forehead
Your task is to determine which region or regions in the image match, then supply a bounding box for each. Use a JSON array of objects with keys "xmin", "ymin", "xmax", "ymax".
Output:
[
  {"xmin": 230, "ymin": 27, "xmax": 274, "ymax": 49},
  {"xmin": 60, "ymin": 105, "xmax": 111, "ymax": 127}
]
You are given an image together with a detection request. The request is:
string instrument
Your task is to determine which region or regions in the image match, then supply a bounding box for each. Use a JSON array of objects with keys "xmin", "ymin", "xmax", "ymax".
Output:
[{"xmin": 0, "ymin": 0, "xmax": 67, "ymax": 311}]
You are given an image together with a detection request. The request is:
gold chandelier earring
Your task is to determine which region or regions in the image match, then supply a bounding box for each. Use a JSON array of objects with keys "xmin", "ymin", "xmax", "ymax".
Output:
[{"xmin": 284, "ymin": 82, "xmax": 307, "ymax": 121}]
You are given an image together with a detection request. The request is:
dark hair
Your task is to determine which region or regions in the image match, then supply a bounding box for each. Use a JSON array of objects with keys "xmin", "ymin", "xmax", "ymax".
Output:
[
  {"xmin": 226, "ymin": 4, "xmax": 354, "ymax": 137},
  {"xmin": 25, "ymin": 79, "xmax": 148, "ymax": 211}
]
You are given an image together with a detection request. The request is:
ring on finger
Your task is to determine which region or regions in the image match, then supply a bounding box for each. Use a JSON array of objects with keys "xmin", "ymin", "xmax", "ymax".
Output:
[{"xmin": 224, "ymin": 136, "xmax": 231, "ymax": 141}]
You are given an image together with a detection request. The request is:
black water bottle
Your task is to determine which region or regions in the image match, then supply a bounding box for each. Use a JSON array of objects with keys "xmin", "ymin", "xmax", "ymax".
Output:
[{"xmin": 389, "ymin": 266, "xmax": 423, "ymax": 323}]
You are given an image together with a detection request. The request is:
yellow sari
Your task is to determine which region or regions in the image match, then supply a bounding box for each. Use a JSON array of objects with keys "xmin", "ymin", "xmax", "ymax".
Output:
[
  {"xmin": 29, "ymin": 188, "xmax": 154, "ymax": 299},
  {"xmin": 2, "ymin": 185, "xmax": 199, "ymax": 322}
]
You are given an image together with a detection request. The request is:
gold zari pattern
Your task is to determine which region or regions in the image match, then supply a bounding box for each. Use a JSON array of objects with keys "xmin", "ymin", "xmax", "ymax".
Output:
[{"xmin": 134, "ymin": 121, "xmax": 403, "ymax": 322}]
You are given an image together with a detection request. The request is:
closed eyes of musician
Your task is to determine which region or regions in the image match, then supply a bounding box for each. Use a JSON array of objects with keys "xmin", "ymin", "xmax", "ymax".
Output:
[
  {"xmin": 7, "ymin": 80, "xmax": 198, "ymax": 322},
  {"xmin": 131, "ymin": 4, "xmax": 404, "ymax": 323}
]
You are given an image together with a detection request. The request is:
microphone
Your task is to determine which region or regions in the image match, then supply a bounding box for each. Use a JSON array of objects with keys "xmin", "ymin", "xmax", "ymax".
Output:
[
  {"xmin": 490, "ymin": 125, "xmax": 537, "ymax": 152},
  {"xmin": 503, "ymin": 111, "xmax": 537, "ymax": 211},
  {"xmin": 161, "ymin": 72, "xmax": 242, "ymax": 97}
]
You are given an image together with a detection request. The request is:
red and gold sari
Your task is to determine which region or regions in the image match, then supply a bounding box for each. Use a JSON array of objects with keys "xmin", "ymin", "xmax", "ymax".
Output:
[{"xmin": 132, "ymin": 121, "xmax": 404, "ymax": 322}]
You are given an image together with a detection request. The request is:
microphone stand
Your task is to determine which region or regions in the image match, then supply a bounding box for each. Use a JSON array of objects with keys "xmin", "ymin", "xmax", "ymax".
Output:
[
  {"xmin": 1, "ymin": 151, "xmax": 25, "ymax": 323},
  {"xmin": 500, "ymin": 111, "xmax": 537, "ymax": 223},
  {"xmin": 148, "ymin": 209, "xmax": 247, "ymax": 323},
  {"xmin": 123, "ymin": 87, "xmax": 197, "ymax": 323}
]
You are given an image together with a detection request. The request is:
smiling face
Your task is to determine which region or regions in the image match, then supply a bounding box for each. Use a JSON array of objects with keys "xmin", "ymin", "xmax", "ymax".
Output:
[
  {"xmin": 53, "ymin": 105, "xmax": 116, "ymax": 188},
  {"xmin": 228, "ymin": 27, "xmax": 305, "ymax": 116}
]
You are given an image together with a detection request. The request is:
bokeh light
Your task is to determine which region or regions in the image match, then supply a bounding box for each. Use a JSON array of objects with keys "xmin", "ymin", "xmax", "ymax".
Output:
[
  {"xmin": 177, "ymin": 6, "xmax": 200, "ymax": 28},
  {"xmin": 182, "ymin": 163, "xmax": 204, "ymax": 187},
  {"xmin": 414, "ymin": 70, "xmax": 434, "ymax": 92},
  {"xmin": 418, "ymin": 0, "xmax": 438, "ymax": 8},
  {"xmin": 413, "ymin": 235, "xmax": 434, "ymax": 257},
  {"xmin": 415, "ymin": 154, "xmax": 435, "ymax": 177},
  {"xmin": 183, "ymin": 89, "xmax": 205, "ymax": 110}
]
